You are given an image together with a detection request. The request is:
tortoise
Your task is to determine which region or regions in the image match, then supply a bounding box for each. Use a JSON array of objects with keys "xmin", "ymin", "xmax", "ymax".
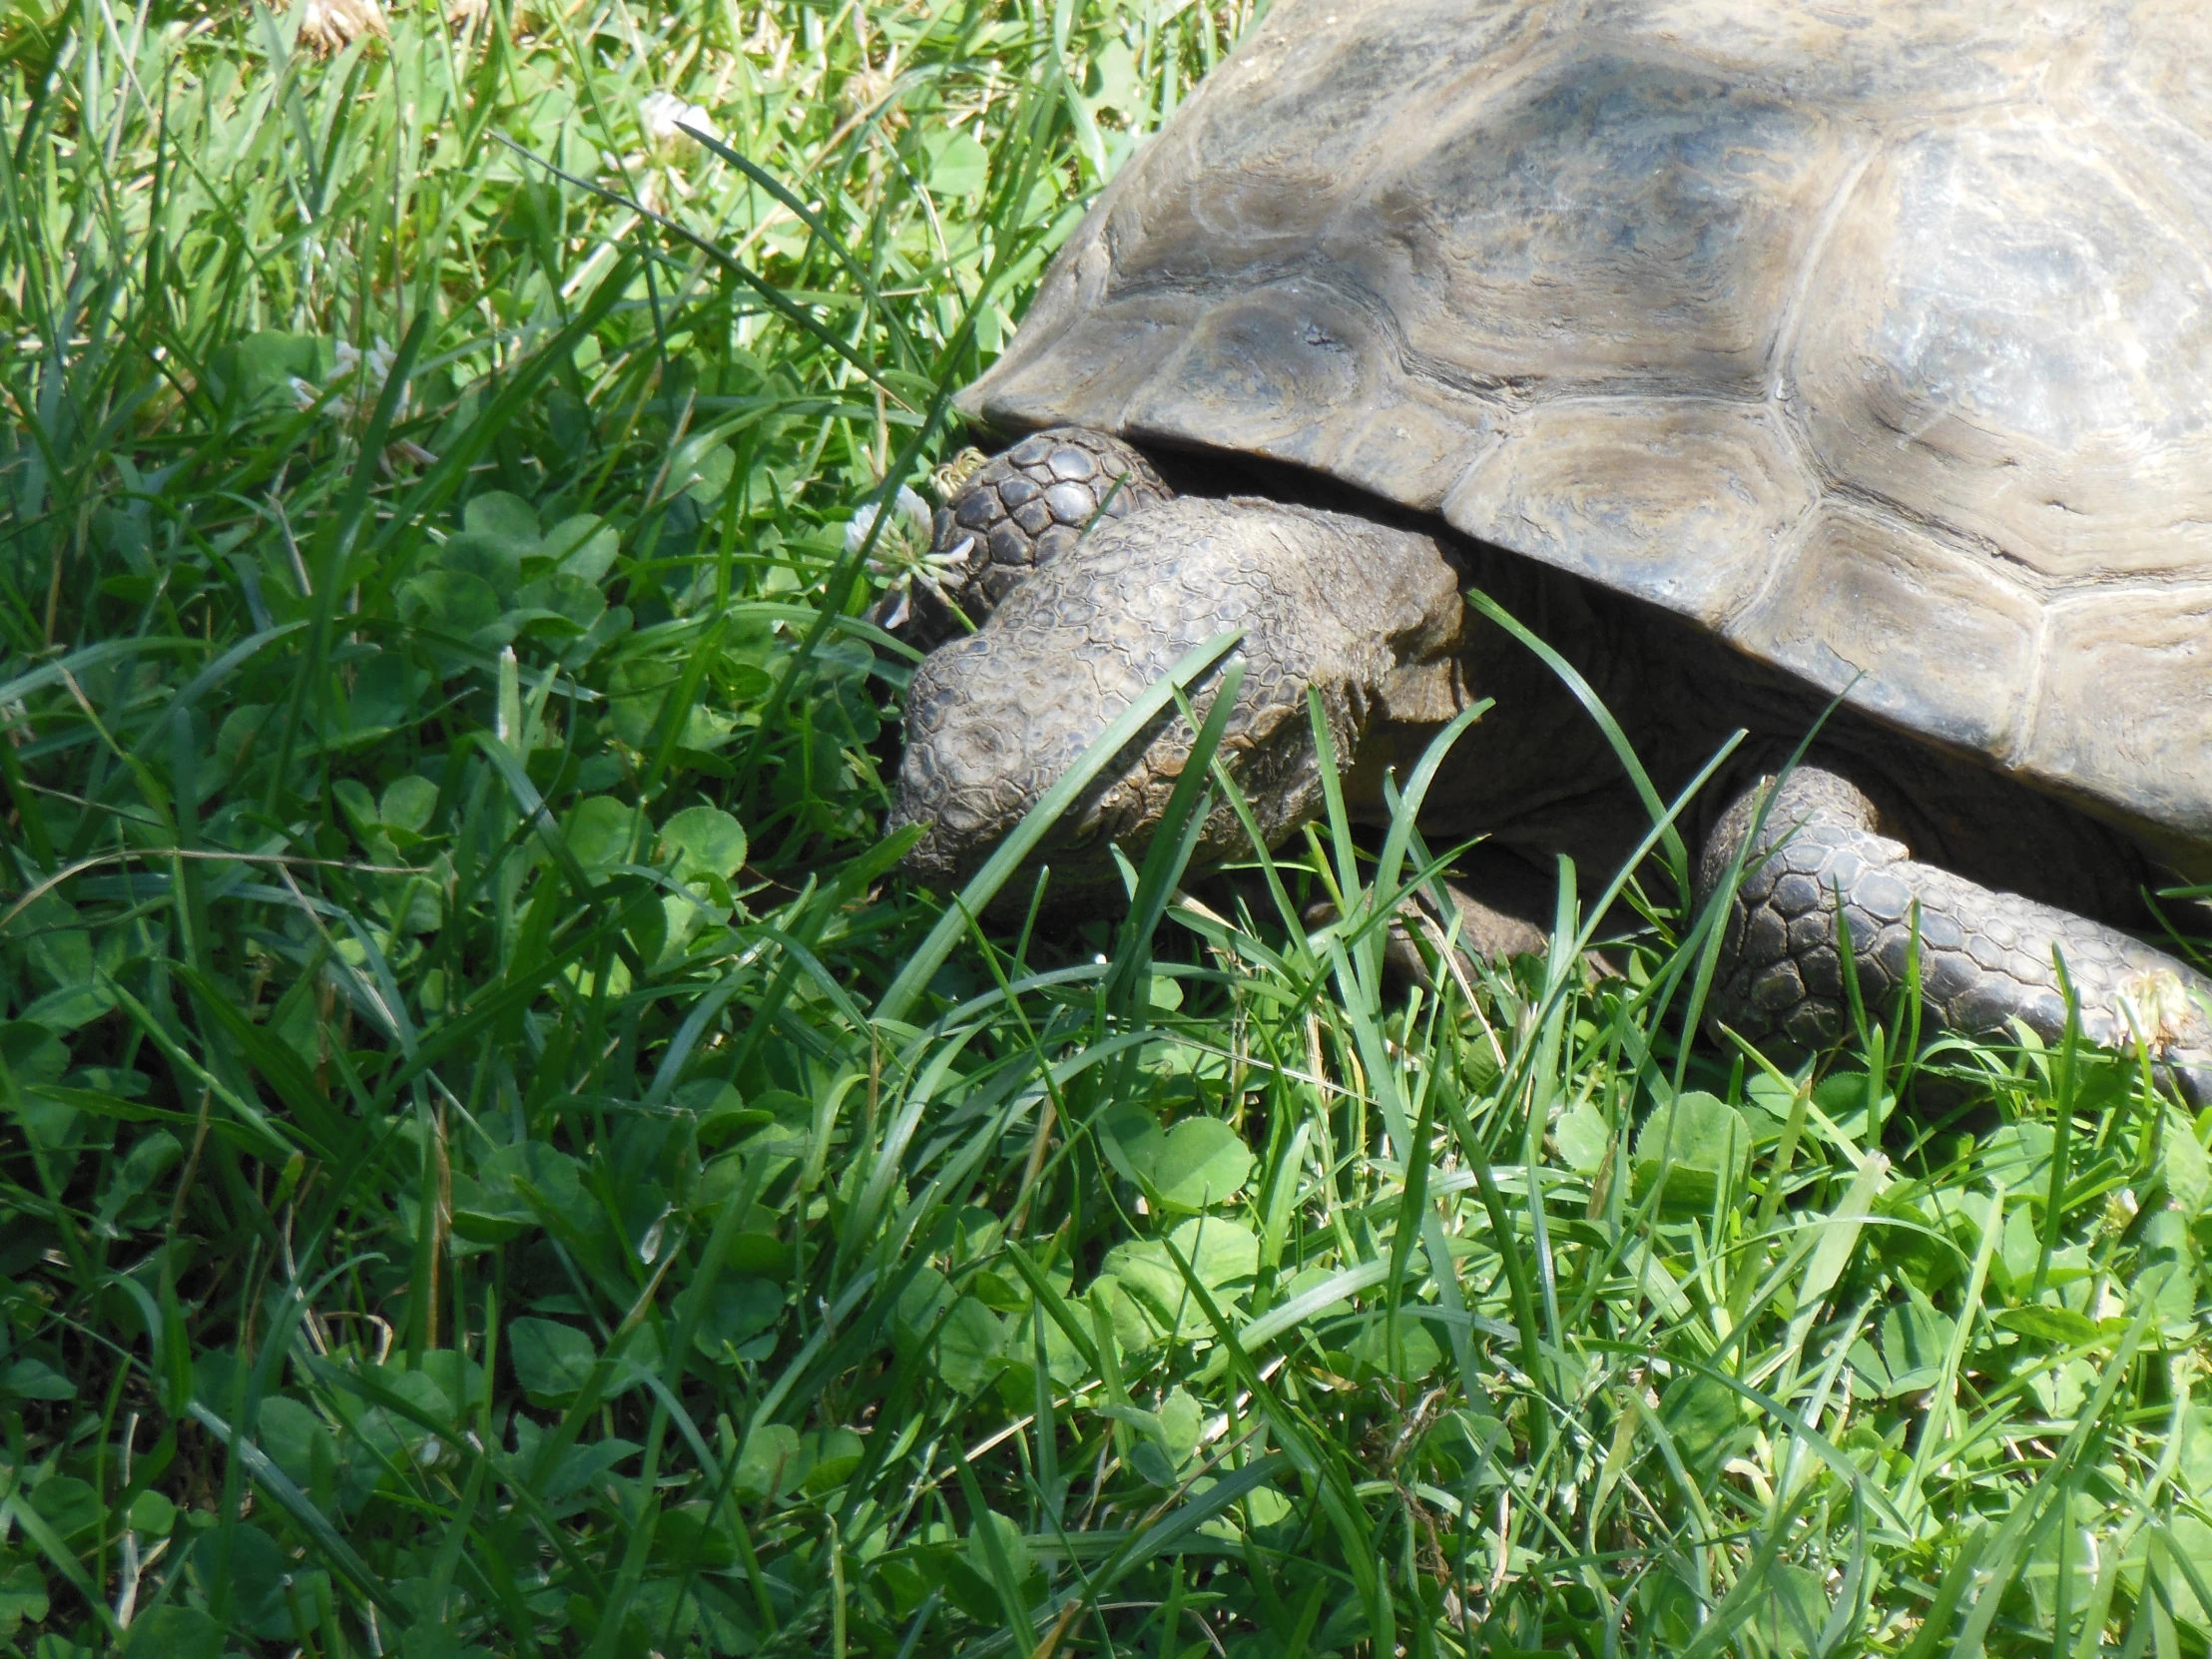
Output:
[{"xmin": 883, "ymin": 0, "xmax": 2212, "ymax": 1099}]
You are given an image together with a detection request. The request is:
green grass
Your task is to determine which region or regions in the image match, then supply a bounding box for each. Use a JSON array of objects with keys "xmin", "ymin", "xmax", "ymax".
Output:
[{"xmin": 5, "ymin": 1, "xmax": 2212, "ymax": 1655}]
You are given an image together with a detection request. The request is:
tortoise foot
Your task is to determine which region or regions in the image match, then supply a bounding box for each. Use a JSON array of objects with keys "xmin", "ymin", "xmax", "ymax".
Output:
[
  {"xmin": 885, "ymin": 428, "xmax": 1174, "ymax": 650},
  {"xmin": 1702, "ymin": 767, "xmax": 2212, "ymax": 1104}
]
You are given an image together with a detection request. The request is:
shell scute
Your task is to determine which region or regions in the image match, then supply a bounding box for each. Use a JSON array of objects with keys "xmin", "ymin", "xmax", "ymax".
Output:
[
  {"xmin": 1443, "ymin": 399, "xmax": 1817, "ymax": 616},
  {"xmin": 1369, "ymin": 51, "xmax": 1862, "ymax": 393},
  {"xmin": 1787, "ymin": 124, "xmax": 2212, "ymax": 583},
  {"xmin": 1723, "ymin": 504, "xmax": 2043, "ymax": 759}
]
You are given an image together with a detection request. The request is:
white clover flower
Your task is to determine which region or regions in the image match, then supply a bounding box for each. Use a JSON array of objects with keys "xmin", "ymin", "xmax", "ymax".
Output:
[
  {"xmin": 292, "ymin": 336, "xmax": 402, "ymax": 423},
  {"xmin": 640, "ymin": 91, "xmax": 721, "ymax": 147},
  {"xmin": 853, "ymin": 485, "xmax": 964, "ymax": 633},
  {"xmin": 843, "ymin": 485, "xmax": 934, "ymax": 560},
  {"xmin": 337, "ymin": 337, "xmax": 395, "ymax": 386},
  {"xmin": 290, "ymin": 336, "xmax": 434, "ymax": 465},
  {"xmin": 2118, "ymin": 965, "xmax": 2196, "ymax": 1048}
]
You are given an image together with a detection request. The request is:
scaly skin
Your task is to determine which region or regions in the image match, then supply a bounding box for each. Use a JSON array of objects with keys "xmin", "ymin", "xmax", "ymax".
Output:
[
  {"xmin": 1702, "ymin": 770, "xmax": 2212, "ymax": 1103},
  {"xmin": 895, "ymin": 428, "xmax": 1174, "ymax": 650},
  {"xmin": 890, "ymin": 494, "xmax": 1467, "ymax": 896}
]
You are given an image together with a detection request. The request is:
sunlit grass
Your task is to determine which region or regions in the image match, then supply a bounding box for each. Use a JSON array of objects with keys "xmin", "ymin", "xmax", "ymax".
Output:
[{"xmin": 4, "ymin": 2, "xmax": 2211, "ymax": 1655}]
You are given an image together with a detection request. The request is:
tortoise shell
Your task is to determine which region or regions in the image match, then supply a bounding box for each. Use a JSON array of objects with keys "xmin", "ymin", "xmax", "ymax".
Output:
[{"xmin": 961, "ymin": 0, "xmax": 2212, "ymax": 865}]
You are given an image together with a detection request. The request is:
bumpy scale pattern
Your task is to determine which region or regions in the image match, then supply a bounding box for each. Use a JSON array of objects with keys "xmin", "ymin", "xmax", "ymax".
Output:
[
  {"xmin": 892, "ymin": 496, "xmax": 1463, "ymax": 896},
  {"xmin": 897, "ymin": 428, "xmax": 1175, "ymax": 650},
  {"xmin": 1708, "ymin": 771, "xmax": 2212, "ymax": 1101}
]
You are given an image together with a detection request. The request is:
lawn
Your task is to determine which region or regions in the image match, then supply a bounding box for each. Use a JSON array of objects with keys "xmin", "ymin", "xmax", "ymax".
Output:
[{"xmin": 3, "ymin": 1, "xmax": 2211, "ymax": 1655}]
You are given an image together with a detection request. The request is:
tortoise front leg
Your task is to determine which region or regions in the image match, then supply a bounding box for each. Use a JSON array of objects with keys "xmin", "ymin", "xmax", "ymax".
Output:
[
  {"xmin": 1701, "ymin": 768, "xmax": 2212, "ymax": 1103},
  {"xmin": 890, "ymin": 495, "xmax": 1471, "ymax": 897},
  {"xmin": 890, "ymin": 428, "xmax": 1174, "ymax": 649}
]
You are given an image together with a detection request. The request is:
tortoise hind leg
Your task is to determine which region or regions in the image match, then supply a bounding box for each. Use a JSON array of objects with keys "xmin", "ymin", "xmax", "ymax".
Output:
[{"xmin": 1701, "ymin": 767, "xmax": 2212, "ymax": 1104}]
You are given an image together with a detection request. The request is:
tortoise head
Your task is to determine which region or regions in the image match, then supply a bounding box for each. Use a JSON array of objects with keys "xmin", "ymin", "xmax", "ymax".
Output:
[{"xmin": 887, "ymin": 495, "xmax": 1472, "ymax": 901}]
